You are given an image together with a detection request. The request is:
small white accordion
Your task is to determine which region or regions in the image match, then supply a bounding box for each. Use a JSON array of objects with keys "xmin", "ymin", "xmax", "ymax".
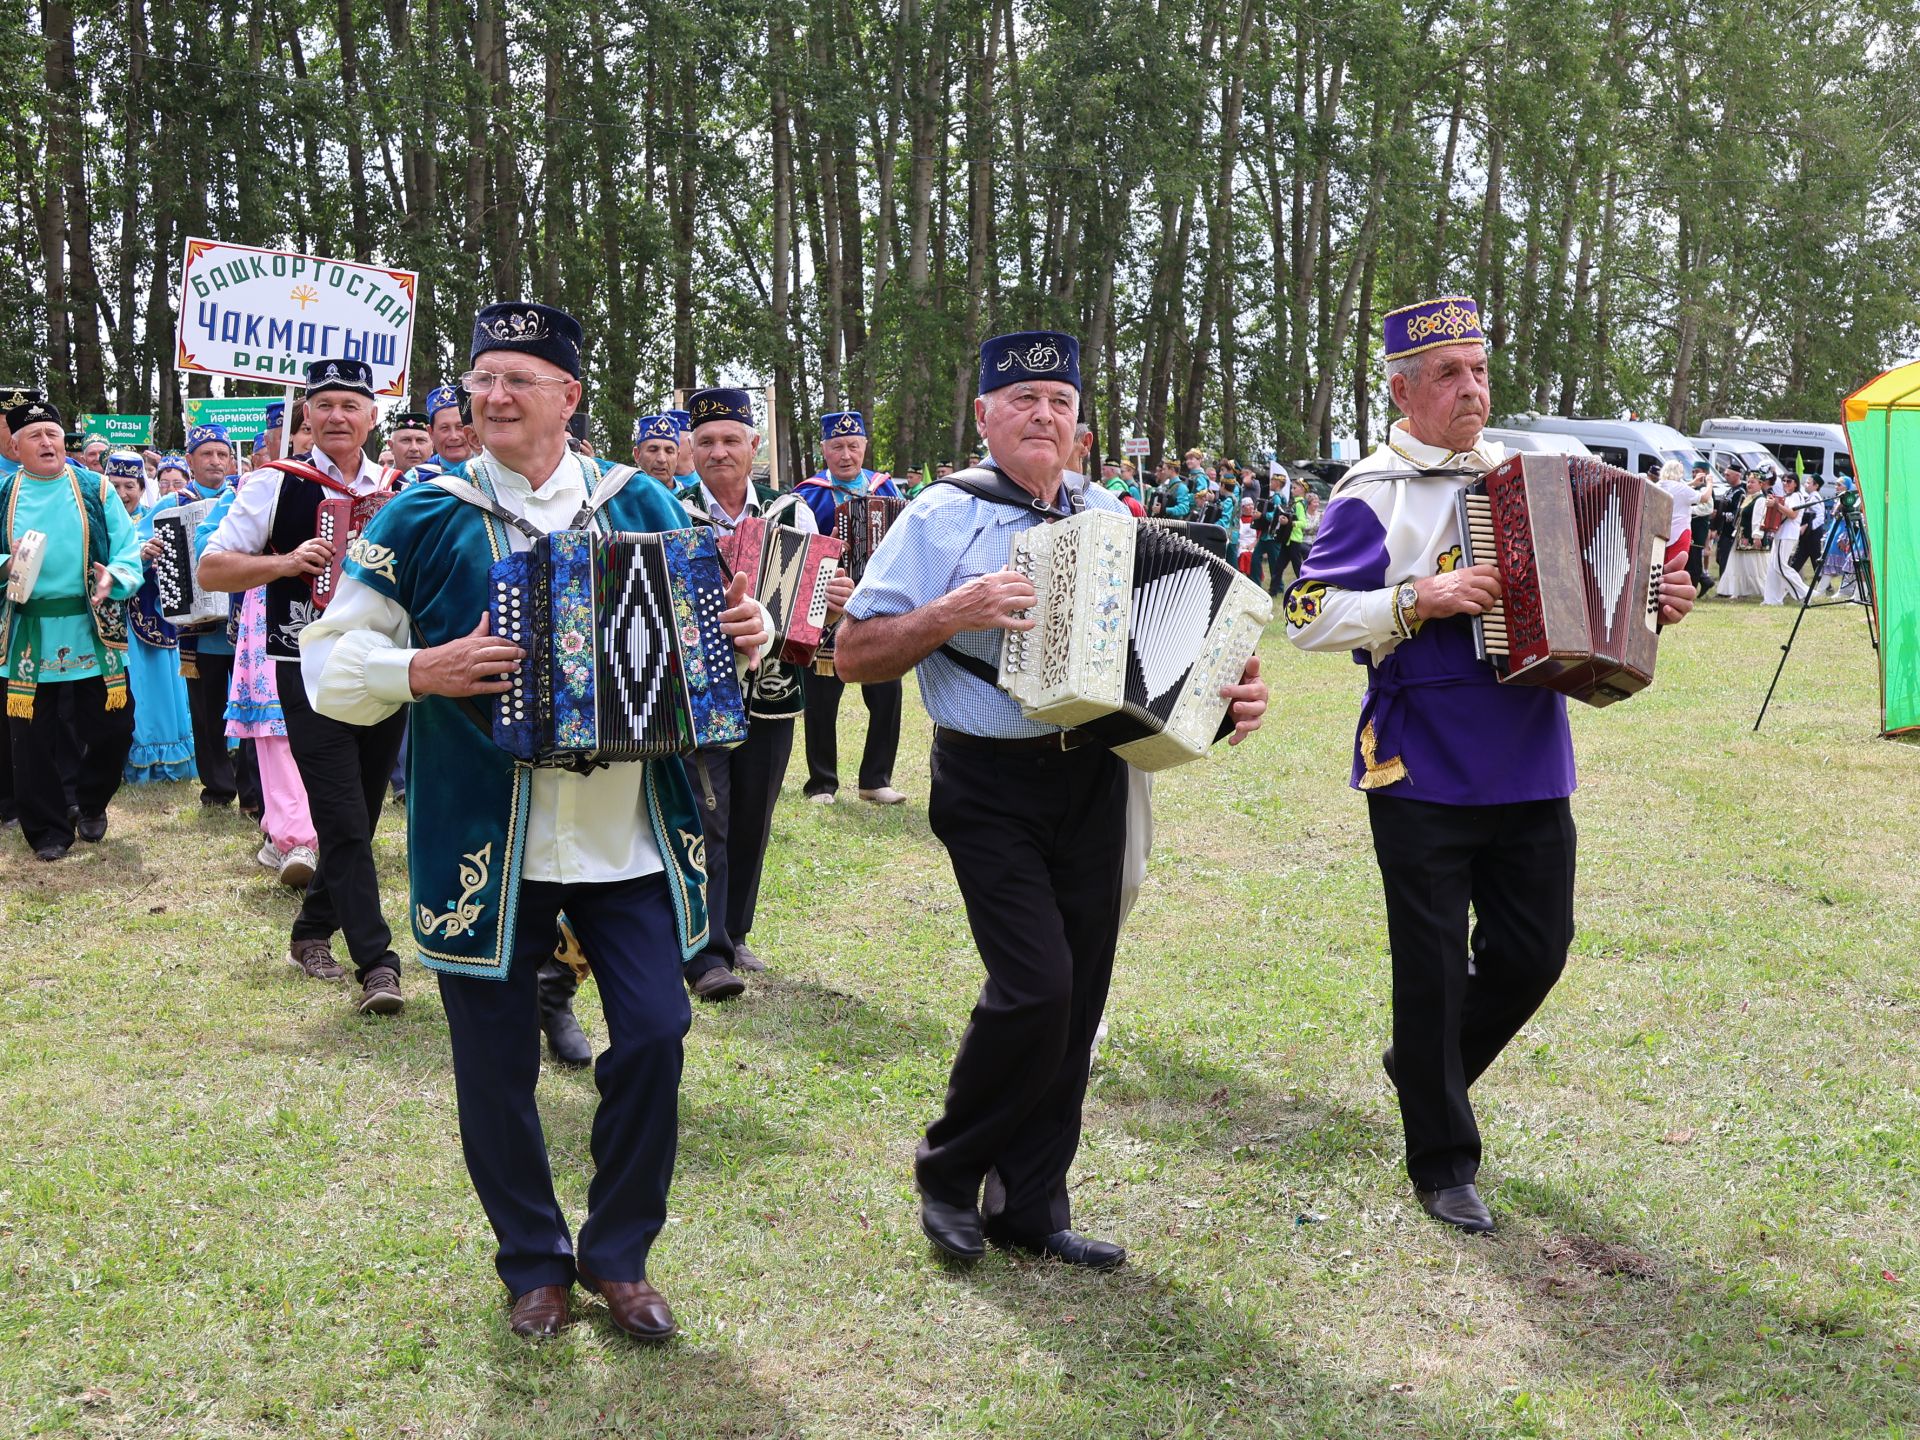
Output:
[
  {"xmin": 5, "ymin": 529, "xmax": 46, "ymax": 603},
  {"xmin": 151, "ymin": 499, "xmax": 229, "ymax": 628},
  {"xmin": 998, "ymin": 508, "xmax": 1273, "ymax": 770}
]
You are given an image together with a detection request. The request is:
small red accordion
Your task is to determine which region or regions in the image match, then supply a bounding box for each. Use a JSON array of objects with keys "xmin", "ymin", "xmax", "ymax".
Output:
[
  {"xmin": 312, "ymin": 493, "xmax": 393, "ymax": 610},
  {"xmin": 1454, "ymin": 453, "xmax": 1673, "ymax": 707},
  {"xmin": 831, "ymin": 495, "xmax": 908, "ymax": 586},
  {"xmin": 715, "ymin": 517, "xmax": 844, "ymax": 665}
]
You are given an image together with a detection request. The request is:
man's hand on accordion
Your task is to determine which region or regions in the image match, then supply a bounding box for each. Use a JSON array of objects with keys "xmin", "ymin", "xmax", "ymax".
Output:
[
  {"xmin": 822, "ymin": 571, "xmax": 855, "ymax": 623},
  {"xmin": 281, "ymin": 536, "xmax": 333, "ymax": 579},
  {"xmin": 1413, "ymin": 563, "xmax": 1501, "ymax": 619},
  {"xmin": 1658, "ymin": 554, "xmax": 1697, "ymax": 626},
  {"xmin": 937, "ymin": 569, "xmax": 1039, "ymax": 634},
  {"xmin": 407, "ymin": 612, "xmax": 526, "ymax": 699},
  {"xmin": 719, "ymin": 569, "xmax": 772, "ymax": 668},
  {"xmin": 1221, "ymin": 654, "xmax": 1269, "ymax": 746}
]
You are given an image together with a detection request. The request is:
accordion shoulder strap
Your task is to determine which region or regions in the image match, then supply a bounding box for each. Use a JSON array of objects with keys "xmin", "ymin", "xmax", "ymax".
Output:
[
  {"xmin": 935, "ymin": 640, "xmax": 1000, "ymax": 687},
  {"xmin": 933, "ymin": 464, "xmax": 1092, "ymax": 516},
  {"xmin": 427, "ymin": 474, "xmax": 545, "ymax": 543}
]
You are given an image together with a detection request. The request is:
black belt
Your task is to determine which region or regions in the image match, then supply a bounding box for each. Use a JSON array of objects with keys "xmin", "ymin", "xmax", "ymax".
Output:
[{"xmin": 933, "ymin": 725, "xmax": 1098, "ymax": 754}]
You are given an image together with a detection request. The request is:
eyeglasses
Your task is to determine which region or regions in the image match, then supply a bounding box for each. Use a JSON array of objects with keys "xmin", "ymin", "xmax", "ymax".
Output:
[{"xmin": 459, "ymin": 369, "xmax": 573, "ymax": 396}]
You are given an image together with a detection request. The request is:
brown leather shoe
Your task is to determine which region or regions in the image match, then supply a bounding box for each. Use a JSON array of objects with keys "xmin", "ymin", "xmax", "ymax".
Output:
[
  {"xmin": 577, "ymin": 1265, "xmax": 676, "ymax": 1341},
  {"xmin": 508, "ymin": 1283, "xmax": 571, "ymax": 1338}
]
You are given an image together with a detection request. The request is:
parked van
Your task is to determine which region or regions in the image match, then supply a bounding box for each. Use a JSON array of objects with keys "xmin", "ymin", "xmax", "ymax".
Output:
[
  {"xmin": 1690, "ymin": 436, "xmax": 1789, "ymax": 483},
  {"xmin": 1698, "ymin": 418, "xmax": 1853, "ymax": 481},
  {"xmin": 1500, "ymin": 414, "xmax": 1706, "ymax": 475},
  {"xmin": 1483, "ymin": 426, "xmax": 1595, "ymax": 458}
]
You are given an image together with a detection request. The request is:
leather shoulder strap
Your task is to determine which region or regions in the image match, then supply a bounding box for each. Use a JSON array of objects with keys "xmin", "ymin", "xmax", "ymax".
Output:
[{"xmin": 262, "ymin": 457, "xmax": 354, "ymax": 497}]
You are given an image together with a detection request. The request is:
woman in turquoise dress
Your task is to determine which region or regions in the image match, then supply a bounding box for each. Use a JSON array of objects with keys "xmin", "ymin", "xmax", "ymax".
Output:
[{"xmin": 120, "ymin": 453, "xmax": 197, "ymax": 784}]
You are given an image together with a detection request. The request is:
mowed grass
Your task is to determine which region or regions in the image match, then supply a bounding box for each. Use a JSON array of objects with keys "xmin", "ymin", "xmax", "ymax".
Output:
[{"xmin": 3, "ymin": 597, "xmax": 1918, "ymax": 1439}]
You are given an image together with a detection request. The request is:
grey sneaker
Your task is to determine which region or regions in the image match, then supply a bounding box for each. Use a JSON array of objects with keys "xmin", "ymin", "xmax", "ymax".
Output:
[
  {"xmin": 288, "ymin": 939, "xmax": 346, "ymax": 981},
  {"xmin": 357, "ymin": 967, "xmax": 404, "ymax": 1015},
  {"xmin": 276, "ymin": 845, "xmax": 318, "ymax": 890}
]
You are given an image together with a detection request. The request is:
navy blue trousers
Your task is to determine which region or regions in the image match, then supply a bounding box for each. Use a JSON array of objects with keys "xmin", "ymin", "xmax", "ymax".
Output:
[{"xmin": 436, "ymin": 872, "xmax": 690, "ymax": 1298}]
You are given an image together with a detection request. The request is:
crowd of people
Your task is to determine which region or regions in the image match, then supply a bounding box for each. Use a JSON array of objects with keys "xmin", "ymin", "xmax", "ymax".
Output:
[
  {"xmin": 0, "ymin": 289, "xmax": 1730, "ymax": 1348},
  {"xmin": 1681, "ymin": 455, "xmax": 1863, "ymax": 606}
]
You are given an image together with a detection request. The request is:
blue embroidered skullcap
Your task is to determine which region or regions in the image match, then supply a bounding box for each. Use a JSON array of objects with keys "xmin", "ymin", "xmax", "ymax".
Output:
[
  {"xmin": 104, "ymin": 450, "xmax": 144, "ymax": 479},
  {"xmin": 305, "ymin": 356, "xmax": 376, "ymax": 397},
  {"xmin": 252, "ymin": 432, "xmax": 266, "ymax": 449},
  {"xmin": 688, "ymin": 388, "xmax": 754, "ymax": 430},
  {"xmin": 978, "ymin": 331, "xmax": 1080, "ymax": 395},
  {"xmin": 264, "ymin": 400, "xmax": 286, "ymax": 429},
  {"xmin": 634, "ymin": 413, "xmax": 677, "ymax": 444},
  {"xmin": 1382, "ymin": 296, "xmax": 1485, "ymax": 361},
  {"xmin": 469, "ymin": 301, "xmax": 584, "ymax": 379},
  {"xmin": 156, "ymin": 452, "xmax": 188, "ymax": 479},
  {"xmin": 186, "ymin": 422, "xmax": 231, "ymax": 453},
  {"xmin": 821, "ymin": 411, "xmax": 867, "ymax": 440},
  {"xmin": 668, "ymin": 408, "xmax": 692, "ymax": 434},
  {"xmin": 426, "ymin": 383, "xmax": 461, "ymax": 418}
]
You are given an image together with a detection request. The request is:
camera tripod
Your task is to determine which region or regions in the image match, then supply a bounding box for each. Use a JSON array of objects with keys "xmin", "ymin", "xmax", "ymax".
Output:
[{"xmin": 1753, "ymin": 501, "xmax": 1877, "ymax": 732}]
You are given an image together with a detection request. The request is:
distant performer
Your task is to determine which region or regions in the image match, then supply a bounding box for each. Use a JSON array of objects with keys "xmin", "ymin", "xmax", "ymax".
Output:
[{"xmin": 1285, "ymin": 296, "xmax": 1696, "ymax": 1233}]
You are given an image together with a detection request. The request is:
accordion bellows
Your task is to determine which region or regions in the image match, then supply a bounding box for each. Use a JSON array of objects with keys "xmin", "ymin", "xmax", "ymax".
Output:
[
  {"xmin": 717, "ymin": 517, "xmax": 842, "ymax": 665},
  {"xmin": 489, "ymin": 527, "xmax": 748, "ymax": 766},
  {"xmin": 151, "ymin": 499, "xmax": 228, "ymax": 627},
  {"xmin": 1456, "ymin": 453, "xmax": 1673, "ymax": 706},
  {"xmin": 999, "ymin": 509, "xmax": 1273, "ymax": 770},
  {"xmin": 833, "ymin": 495, "xmax": 908, "ymax": 585}
]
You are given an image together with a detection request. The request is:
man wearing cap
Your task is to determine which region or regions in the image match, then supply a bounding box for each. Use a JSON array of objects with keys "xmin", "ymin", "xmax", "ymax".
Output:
[
  {"xmin": 198, "ymin": 358, "xmax": 407, "ymax": 1015},
  {"xmin": 631, "ymin": 413, "xmax": 680, "ymax": 488},
  {"xmin": 302, "ymin": 301, "xmax": 770, "ymax": 1342},
  {"xmin": 834, "ymin": 331, "xmax": 1270, "ymax": 1270},
  {"xmin": 424, "ymin": 384, "xmax": 475, "ymax": 472},
  {"xmin": 0, "ymin": 396, "xmax": 142, "ymax": 859},
  {"xmin": 668, "ymin": 409, "xmax": 698, "ymax": 483},
  {"xmin": 1284, "ymin": 296, "xmax": 1696, "ymax": 1235},
  {"xmin": 387, "ymin": 410, "xmax": 435, "ymax": 474},
  {"xmin": 795, "ymin": 410, "xmax": 907, "ymax": 806},
  {"xmin": 677, "ymin": 388, "xmax": 853, "ymax": 996},
  {"xmin": 80, "ymin": 435, "xmax": 110, "ymax": 474}
]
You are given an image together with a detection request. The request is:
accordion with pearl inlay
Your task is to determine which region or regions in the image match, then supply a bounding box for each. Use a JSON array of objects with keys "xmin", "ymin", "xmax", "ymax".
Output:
[
  {"xmin": 488, "ymin": 526, "xmax": 748, "ymax": 767},
  {"xmin": 998, "ymin": 509, "xmax": 1273, "ymax": 770},
  {"xmin": 1454, "ymin": 453, "xmax": 1673, "ymax": 706}
]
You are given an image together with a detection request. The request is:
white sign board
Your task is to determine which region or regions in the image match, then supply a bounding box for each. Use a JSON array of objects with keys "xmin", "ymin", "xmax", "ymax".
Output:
[
  {"xmin": 174, "ymin": 237, "xmax": 418, "ymax": 397},
  {"xmin": 1121, "ymin": 435, "xmax": 1151, "ymax": 457}
]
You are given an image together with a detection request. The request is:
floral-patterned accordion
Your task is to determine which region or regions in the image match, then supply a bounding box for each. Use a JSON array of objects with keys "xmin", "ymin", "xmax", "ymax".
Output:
[
  {"xmin": 998, "ymin": 509, "xmax": 1273, "ymax": 771},
  {"xmin": 715, "ymin": 517, "xmax": 843, "ymax": 666},
  {"xmin": 832, "ymin": 495, "xmax": 908, "ymax": 585},
  {"xmin": 488, "ymin": 527, "xmax": 748, "ymax": 768},
  {"xmin": 312, "ymin": 494, "xmax": 391, "ymax": 611},
  {"xmin": 1454, "ymin": 453, "xmax": 1673, "ymax": 707},
  {"xmin": 151, "ymin": 499, "xmax": 228, "ymax": 627}
]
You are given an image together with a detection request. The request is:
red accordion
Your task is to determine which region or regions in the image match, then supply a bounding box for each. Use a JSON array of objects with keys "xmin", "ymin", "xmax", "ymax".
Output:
[
  {"xmin": 1454, "ymin": 453, "xmax": 1672, "ymax": 707},
  {"xmin": 312, "ymin": 493, "xmax": 393, "ymax": 610},
  {"xmin": 831, "ymin": 494, "xmax": 908, "ymax": 586},
  {"xmin": 715, "ymin": 517, "xmax": 844, "ymax": 665}
]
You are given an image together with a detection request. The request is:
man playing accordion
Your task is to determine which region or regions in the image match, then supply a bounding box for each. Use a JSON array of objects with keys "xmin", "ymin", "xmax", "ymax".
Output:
[{"xmin": 1285, "ymin": 296, "xmax": 1696, "ymax": 1233}]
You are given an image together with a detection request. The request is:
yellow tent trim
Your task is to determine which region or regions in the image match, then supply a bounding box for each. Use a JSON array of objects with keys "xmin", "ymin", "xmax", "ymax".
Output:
[{"xmin": 1844, "ymin": 359, "xmax": 1920, "ymax": 424}]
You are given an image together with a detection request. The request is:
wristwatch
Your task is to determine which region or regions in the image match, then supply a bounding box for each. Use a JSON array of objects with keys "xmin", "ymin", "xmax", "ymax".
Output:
[{"xmin": 1394, "ymin": 582, "xmax": 1420, "ymax": 637}]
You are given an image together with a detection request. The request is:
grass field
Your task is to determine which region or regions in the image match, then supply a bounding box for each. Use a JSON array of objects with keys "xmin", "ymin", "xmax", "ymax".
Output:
[{"xmin": 3, "ymin": 597, "xmax": 1918, "ymax": 1440}]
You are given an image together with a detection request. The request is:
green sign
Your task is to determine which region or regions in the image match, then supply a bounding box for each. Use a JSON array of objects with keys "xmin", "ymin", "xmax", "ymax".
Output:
[
  {"xmin": 182, "ymin": 397, "xmax": 279, "ymax": 438},
  {"xmin": 76, "ymin": 413, "xmax": 152, "ymax": 447}
]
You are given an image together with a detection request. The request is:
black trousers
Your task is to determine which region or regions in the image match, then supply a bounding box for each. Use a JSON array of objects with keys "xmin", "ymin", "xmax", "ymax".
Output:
[
  {"xmin": 1790, "ymin": 524, "xmax": 1826, "ymax": 577},
  {"xmin": 683, "ymin": 717, "xmax": 797, "ymax": 981},
  {"xmin": 802, "ymin": 667, "xmax": 900, "ymax": 796},
  {"xmin": 278, "ymin": 660, "xmax": 406, "ymax": 980},
  {"xmin": 1688, "ymin": 516, "xmax": 1710, "ymax": 591},
  {"xmin": 437, "ymin": 873, "xmax": 689, "ymax": 1297},
  {"xmin": 917, "ymin": 736, "xmax": 1126, "ymax": 1242},
  {"xmin": 185, "ymin": 650, "xmax": 238, "ymax": 805},
  {"xmin": 1367, "ymin": 793, "xmax": 1577, "ymax": 1190},
  {"xmin": 1714, "ymin": 524, "xmax": 1736, "ymax": 575},
  {"xmin": 8, "ymin": 676, "xmax": 136, "ymax": 851}
]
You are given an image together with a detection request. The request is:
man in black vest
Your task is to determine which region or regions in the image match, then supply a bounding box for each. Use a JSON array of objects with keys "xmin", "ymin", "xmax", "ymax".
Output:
[{"xmin": 199, "ymin": 358, "xmax": 407, "ymax": 1015}]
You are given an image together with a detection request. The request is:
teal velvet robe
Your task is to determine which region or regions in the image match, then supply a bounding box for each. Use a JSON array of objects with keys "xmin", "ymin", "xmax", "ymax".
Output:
[{"xmin": 341, "ymin": 460, "xmax": 711, "ymax": 980}]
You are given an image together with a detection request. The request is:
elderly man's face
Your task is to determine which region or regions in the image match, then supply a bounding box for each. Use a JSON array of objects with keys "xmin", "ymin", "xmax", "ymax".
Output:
[
  {"xmin": 430, "ymin": 408, "xmax": 474, "ymax": 462},
  {"xmin": 636, "ymin": 437, "xmax": 678, "ymax": 482},
  {"xmin": 189, "ymin": 443, "xmax": 234, "ymax": 487},
  {"xmin": 389, "ymin": 429, "xmax": 434, "ymax": 468},
  {"xmin": 82, "ymin": 440, "xmax": 108, "ymax": 470},
  {"xmin": 1392, "ymin": 342, "xmax": 1490, "ymax": 453},
  {"xmin": 1101, "ymin": 461, "xmax": 1120, "ymax": 480},
  {"xmin": 822, "ymin": 433, "xmax": 868, "ymax": 479},
  {"xmin": 468, "ymin": 351, "xmax": 577, "ymax": 456},
  {"xmin": 935, "ymin": 462, "xmax": 953, "ymax": 477},
  {"xmin": 976, "ymin": 381, "xmax": 1078, "ymax": 477},
  {"xmin": 15, "ymin": 422, "xmax": 66, "ymax": 474},
  {"xmin": 691, "ymin": 420, "xmax": 759, "ymax": 489},
  {"xmin": 307, "ymin": 390, "xmax": 378, "ymax": 460}
]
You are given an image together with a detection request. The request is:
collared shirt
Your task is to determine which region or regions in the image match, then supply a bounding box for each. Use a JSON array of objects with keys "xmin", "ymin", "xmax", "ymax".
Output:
[
  {"xmin": 844, "ymin": 464, "xmax": 1129, "ymax": 738},
  {"xmin": 203, "ymin": 447, "xmax": 388, "ymax": 558},
  {"xmin": 300, "ymin": 448, "xmax": 664, "ymax": 885},
  {"xmin": 692, "ymin": 478, "xmax": 817, "ymax": 535}
]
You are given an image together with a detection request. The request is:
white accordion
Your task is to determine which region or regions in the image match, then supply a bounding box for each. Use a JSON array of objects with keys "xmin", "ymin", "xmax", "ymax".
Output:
[
  {"xmin": 151, "ymin": 499, "xmax": 228, "ymax": 628},
  {"xmin": 998, "ymin": 508, "xmax": 1273, "ymax": 770},
  {"xmin": 5, "ymin": 530, "xmax": 46, "ymax": 603}
]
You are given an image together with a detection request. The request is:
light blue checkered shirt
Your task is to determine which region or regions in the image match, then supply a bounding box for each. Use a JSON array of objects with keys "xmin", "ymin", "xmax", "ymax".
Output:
[{"xmin": 843, "ymin": 470, "xmax": 1129, "ymax": 738}]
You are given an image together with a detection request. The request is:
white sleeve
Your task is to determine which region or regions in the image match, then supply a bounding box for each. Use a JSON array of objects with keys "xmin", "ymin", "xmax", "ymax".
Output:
[
  {"xmin": 202, "ymin": 472, "xmax": 282, "ymax": 556},
  {"xmin": 1287, "ymin": 586, "xmax": 1403, "ymax": 658},
  {"xmin": 299, "ymin": 575, "xmax": 420, "ymax": 724}
]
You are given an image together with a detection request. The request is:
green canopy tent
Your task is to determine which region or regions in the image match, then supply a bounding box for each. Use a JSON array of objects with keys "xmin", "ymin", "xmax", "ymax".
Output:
[{"xmin": 1844, "ymin": 360, "xmax": 1920, "ymax": 735}]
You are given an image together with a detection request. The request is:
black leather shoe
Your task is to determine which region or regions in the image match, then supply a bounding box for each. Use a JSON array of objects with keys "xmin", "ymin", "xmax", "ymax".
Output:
[
  {"xmin": 34, "ymin": 843, "xmax": 69, "ymax": 862},
  {"xmin": 1036, "ymin": 1230, "xmax": 1127, "ymax": 1270},
  {"xmin": 75, "ymin": 812, "xmax": 108, "ymax": 843},
  {"xmin": 1417, "ymin": 1183, "xmax": 1494, "ymax": 1233},
  {"xmin": 920, "ymin": 1198, "xmax": 984, "ymax": 1263},
  {"xmin": 1381, "ymin": 1045, "xmax": 1396, "ymax": 1089},
  {"xmin": 537, "ymin": 961, "xmax": 592, "ymax": 1068}
]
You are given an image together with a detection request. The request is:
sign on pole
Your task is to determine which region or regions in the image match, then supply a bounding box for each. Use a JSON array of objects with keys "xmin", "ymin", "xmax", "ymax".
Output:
[
  {"xmin": 76, "ymin": 414, "xmax": 152, "ymax": 448},
  {"xmin": 1121, "ymin": 436, "xmax": 1151, "ymax": 458},
  {"xmin": 183, "ymin": 397, "xmax": 279, "ymax": 437},
  {"xmin": 173, "ymin": 237, "xmax": 418, "ymax": 396}
]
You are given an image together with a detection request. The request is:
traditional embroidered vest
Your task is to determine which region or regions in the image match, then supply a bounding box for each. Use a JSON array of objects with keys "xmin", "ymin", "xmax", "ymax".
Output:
[
  {"xmin": 340, "ymin": 456, "xmax": 711, "ymax": 979},
  {"xmin": 0, "ymin": 466, "xmax": 129, "ymax": 715}
]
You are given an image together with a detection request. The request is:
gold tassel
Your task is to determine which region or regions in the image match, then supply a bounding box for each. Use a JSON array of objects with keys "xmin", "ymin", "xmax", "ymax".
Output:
[
  {"xmin": 104, "ymin": 687, "xmax": 127, "ymax": 711},
  {"xmin": 6, "ymin": 691, "xmax": 32, "ymax": 719},
  {"xmin": 553, "ymin": 916, "xmax": 591, "ymax": 982},
  {"xmin": 1357, "ymin": 719, "xmax": 1408, "ymax": 790},
  {"xmin": 179, "ymin": 658, "xmax": 199, "ymax": 681}
]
